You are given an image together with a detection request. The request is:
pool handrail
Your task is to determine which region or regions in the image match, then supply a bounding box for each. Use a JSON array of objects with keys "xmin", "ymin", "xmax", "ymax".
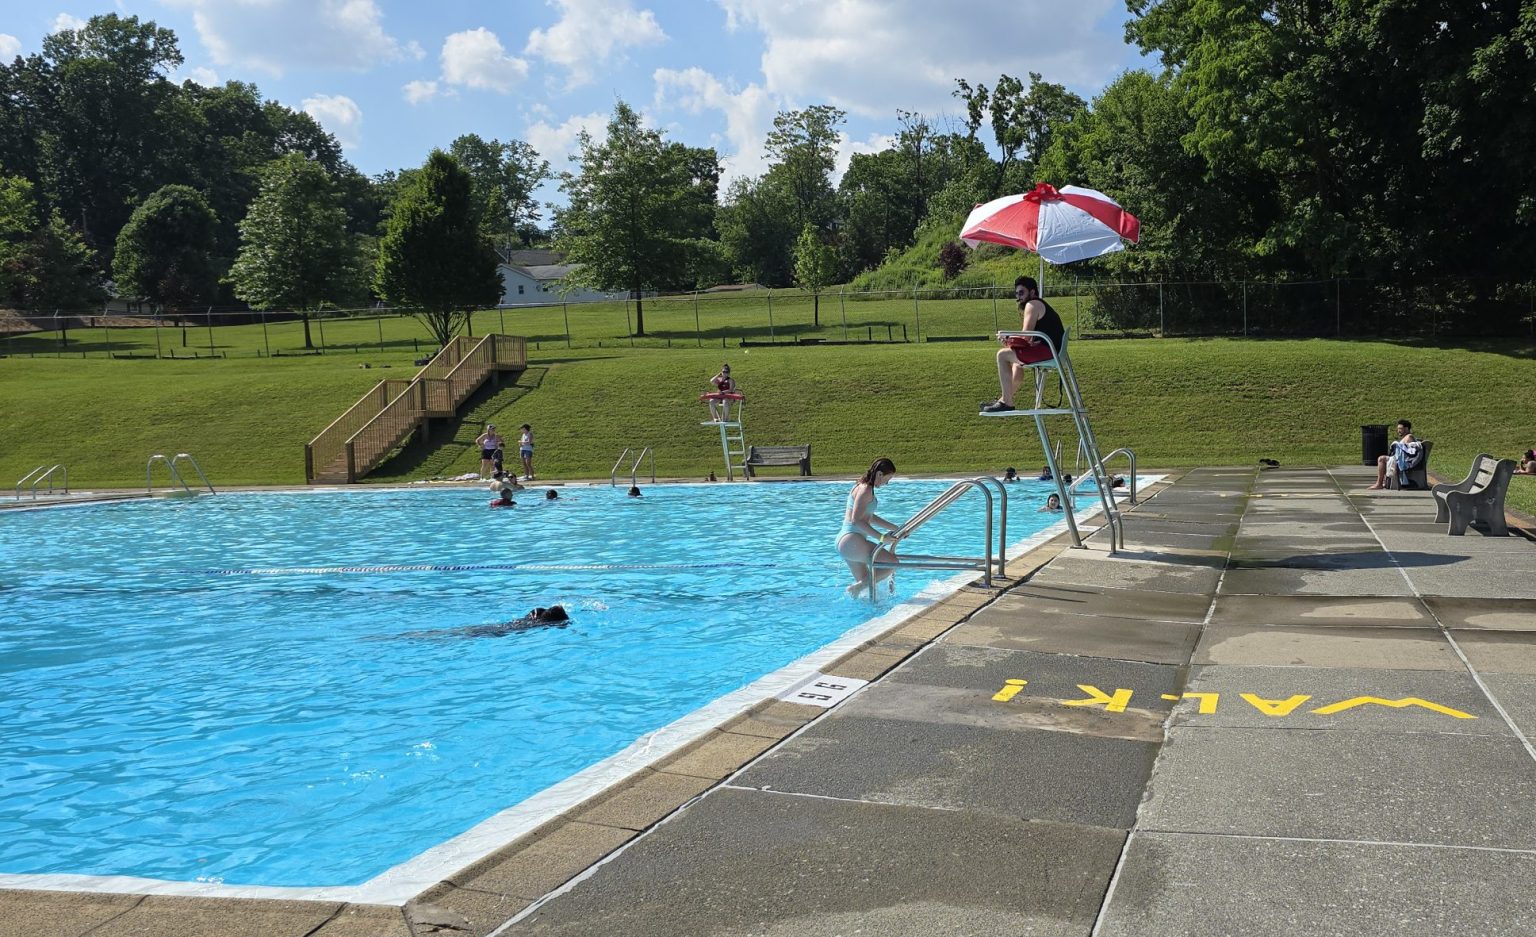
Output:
[
  {"xmin": 15, "ymin": 463, "xmax": 68, "ymax": 500},
  {"xmin": 628, "ymin": 447, "xmax": 656, "ymax": 487},
  {"xmin": 147, "ymin": 452, "xmax": 215, "ymax": 495},
  {"xmin": 610, "ymin": 447, "xmax": 633, "ymax": 487},
  {"xmin": 867, "ymin": 476, "xmax": 1007, "ymax": 593}
]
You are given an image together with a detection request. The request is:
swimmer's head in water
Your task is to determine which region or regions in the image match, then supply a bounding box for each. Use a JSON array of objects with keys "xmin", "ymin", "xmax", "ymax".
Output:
[
  {"xmin": 627, "ymin": 486, "xmax": 642, "ymax": 497},
  {"xmin": 545, "ymin": 489, "xmax": 559, "ymax": 499}
]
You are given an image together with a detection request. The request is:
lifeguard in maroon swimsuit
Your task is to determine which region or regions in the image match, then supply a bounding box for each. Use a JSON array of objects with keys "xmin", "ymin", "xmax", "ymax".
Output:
[
  {"xmin": 981, "ymin": 275, "xmax": 1066, "ymax": 414},
  {"xmin": 701, "ymin": 363, "xmax": 743, "ymax": 422}
]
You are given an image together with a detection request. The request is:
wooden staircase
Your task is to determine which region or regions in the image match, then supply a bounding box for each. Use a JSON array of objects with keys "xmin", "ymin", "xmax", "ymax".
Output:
[{"xmin": 305, "ymin": 334, "xmax": 527, "ymax": 484}]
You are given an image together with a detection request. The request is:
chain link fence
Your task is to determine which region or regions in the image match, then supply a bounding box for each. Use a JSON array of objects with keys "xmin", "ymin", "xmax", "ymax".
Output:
[{"xmin": 4, "ymin": 279, "xmax": 1533, "ymax": 359}]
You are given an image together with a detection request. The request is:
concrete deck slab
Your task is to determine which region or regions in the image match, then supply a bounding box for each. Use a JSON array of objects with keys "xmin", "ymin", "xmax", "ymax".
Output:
[
  {"xmin": 1174, "ymin": 664, "xmax": 1510, "ymax": 733},
  {"xmin": 945, "ymin": 610, "xmax": 1202, "ymax": 665},
  {"xmin": 732, "ymin": 710, "xmax": 1157, "ymax": 828},
  {"xmin": 1097, "ymin": 832, "xmax": 1536, "ymax": 937},
  {"xmin": 82, "ymin": 897, "xmax": 339, "ymax": 937},
  {"xmin": 0, "ymin": 890, "xmax": 142, "ymax": 937},
  {"xmin": 1375, "ymin": 528, "xmax": 1532, "ymax": 551},
  {"xmin": 1406, "ymin": 558, "xmax": 1536, "ymax": 599},
  {"xmin": 1481, "ymin": 673, "xmax": 1536, "ymax": 738},
  {"xmin": 1209, "ymin": 594, "xmax": 1436, "ymax": 628},
  {"xmin": 880, "ymin": 645, "xmax": 1180, "ymax": 699},
  {"xmin": 1218, "ymin": 564, "xmax": 1415, "ymax": 596},
  {"xmin": 501, "ymin": 787, "xmax": 1125, "ymax": 937},
  {"xmin": 1451, "ymin": 630, "xmax": 1536, "ymax": 674},
  {"xmin": 1423, "ymin": 596, "xmax": 1536, "ymax": 630},
  {"xmin": 1028, "ymin": 554, "xmax": 1224, "ymax": 594},
  {"xmin": 1193, "ymin": 623, "xmax": 1462, "ymax": 670},
  {"xmin": 983, "ymin": 582, "xmax": 1212, "ymax": 623},
  {"xmin": 1141, "ymin": 727, "xmax": 1536, "ymax": 849}
]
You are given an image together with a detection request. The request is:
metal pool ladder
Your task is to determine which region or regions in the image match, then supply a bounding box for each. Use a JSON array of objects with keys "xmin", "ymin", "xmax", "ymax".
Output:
[
  {"xmin": 15, "ymin": 464, "xmax": 68, "ymax": 499},
  {"xmin": 147, "ymin": 452, "xmax": 216, "ymax": 495},
  {"xmin": 867, "ymin": 475, "xmax": 1009, "ymax": 592},
  {"xmin": 609, "ymin": 446, "xmax": 656, "ymax": 488}
]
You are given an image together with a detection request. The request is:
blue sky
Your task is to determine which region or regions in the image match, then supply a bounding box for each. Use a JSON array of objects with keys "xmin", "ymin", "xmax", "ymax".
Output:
[{"xmin": 0, "ymin": 0, "xmax": 1152, "ymax": 198}]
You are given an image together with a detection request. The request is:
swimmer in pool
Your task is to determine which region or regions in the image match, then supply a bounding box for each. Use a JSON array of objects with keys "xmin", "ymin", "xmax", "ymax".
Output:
[{"xmin": 393, "ymin": 605, "xmax": 571, "ymax": 640}]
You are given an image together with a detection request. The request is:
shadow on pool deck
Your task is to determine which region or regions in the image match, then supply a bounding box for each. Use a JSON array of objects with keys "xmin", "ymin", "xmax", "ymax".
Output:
[{"xmin": 8, "ymin": 464, "xmax": 1536, "ymax": 936}]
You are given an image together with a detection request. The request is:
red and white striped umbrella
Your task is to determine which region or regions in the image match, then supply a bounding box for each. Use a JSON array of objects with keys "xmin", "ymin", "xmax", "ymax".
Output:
[{"xmin": 960, "ymin": 182, "xmax": 1140, "ymax": 264}]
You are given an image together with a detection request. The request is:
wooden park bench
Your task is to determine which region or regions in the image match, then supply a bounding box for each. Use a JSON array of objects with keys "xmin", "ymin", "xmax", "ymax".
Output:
[
  {"xmin": 744, "ymin": 445, "xmax": 811, "ymax": 478},
  {"xmin": 1433, "ymin": 454, "xmax": 1516, "ymax": 536},
  {"xmin": 1387, "ymin": 440, "xmax": 1433, "ymax": 490}
]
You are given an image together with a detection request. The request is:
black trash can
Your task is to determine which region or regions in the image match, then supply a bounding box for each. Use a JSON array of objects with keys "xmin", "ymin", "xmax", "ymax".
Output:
[{"xmin": 1361, "ymin": 424, "xmax": 1389, "ymax": 466}]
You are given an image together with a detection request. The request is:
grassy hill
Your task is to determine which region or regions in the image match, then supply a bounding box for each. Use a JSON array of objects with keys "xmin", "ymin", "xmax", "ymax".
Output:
[{"xmin": 4, "ymin": 336, "xmax": 1534, "ymax": 517}]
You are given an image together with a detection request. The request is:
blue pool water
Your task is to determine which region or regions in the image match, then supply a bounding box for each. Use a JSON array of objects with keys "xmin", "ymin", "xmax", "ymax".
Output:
[{"xmin": 0, "ymin": 480, "xmax": 1062, "ymax": 888}]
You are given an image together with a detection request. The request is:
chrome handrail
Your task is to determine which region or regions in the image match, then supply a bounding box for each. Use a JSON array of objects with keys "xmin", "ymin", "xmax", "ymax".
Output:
[
  {"xmin": 867, "ymin": 477, "xmax": 1002, "ymax": 594},
  {"xmin": 610, "ymin": 447, "xmax": 633, "ymax": 487},
  {"xmin": 147, "ymin": 452, "xmax": 215, "ymax": 495},
  {"xmin": 15, "ymin": 464, "xmax": 68, "ymax": 499},
  {"xmin": 147, "ymin": 454, "xmax": 189, "ymax": 493},
  {"xmin": 629, "ymin": 446, "xmax": 655, "ymax": 487},
  {"xmin": 1093, "ymin": 447, "xmax": 1138, "ymax": 505}
]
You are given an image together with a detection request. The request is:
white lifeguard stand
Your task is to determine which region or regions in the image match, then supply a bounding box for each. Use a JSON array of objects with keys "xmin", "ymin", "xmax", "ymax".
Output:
[
  {"xmin": 982, "ymin": 330, "xmax": 1126, "ymax": 552},
  {"xmin": 700, "ymin": 393, "xmax": 747, "ymax": 480}
]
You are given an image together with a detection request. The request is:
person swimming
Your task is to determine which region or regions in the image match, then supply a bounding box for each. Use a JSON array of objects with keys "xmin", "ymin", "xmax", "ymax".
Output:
[
  {"xmin": 627, "ymin": 485, "xmax": 642, "ymax": 497},
  {"xmin": 1040, "ymin": 493, "xmax": 1063, "ymax": 512},
  {"xmin": 391, "ymin": 605, "xmax": 571, "ymax": 640},
  {"xmin": 545, "ymin": 488, "xmax": 559, "ymax": 500}
]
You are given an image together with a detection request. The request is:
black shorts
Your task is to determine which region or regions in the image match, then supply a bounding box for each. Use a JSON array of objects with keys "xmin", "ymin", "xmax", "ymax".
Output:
[{"xmin": 482, "ymin": 448, "xmax": 499, "ymax": 460}]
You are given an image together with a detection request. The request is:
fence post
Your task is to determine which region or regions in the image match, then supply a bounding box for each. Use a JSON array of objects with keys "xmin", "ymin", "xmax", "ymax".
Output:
[
  {"xmin": 767, "ymin": 291, "xmax": 774, "ymax": 342},
  {"xmin": 1241, "ymin": 281, "xmax": 1248, "ymax": 337},
  {"xmin": 498, "ymin": 307, "xmax": 505, "ymax": 333},
  {"xmin": 1158, "ymin": 282, "xmax": 1164, "ymax": 336},
  {"xmin": 1336, "ymin": 278, "xmax": 1342, "ymax": 337},
  {"xmin": 991, "ymin": 288, "xmax": 999, "ymax": 333},
  {"xmin": 912, "ymin": 287, "xmax": 921, "ymax": 341},
  {"xmin": 563, "ymin": 302, "xmax": 571, "ymax": 349},
  {"xmin": 153, "ymin": 314, "xmax": 162, "ymax": 358},
  {"xmin": 376, "ymin": 314, "xmax": 384, "ymax": 351},
  {"xmin": 206, "ymin": 306, "xmax": 215, "ymax": 356},
  {"xmin": 694, "ymin": 292, "xmax": 702, "ymax": 347},
  {"xmin": 101, "ymin": 312, "xmax": 110, "ymax": 358},
  {"xmin": 839, "ymin": 288, "xmax": 848, "ymax": 341}
]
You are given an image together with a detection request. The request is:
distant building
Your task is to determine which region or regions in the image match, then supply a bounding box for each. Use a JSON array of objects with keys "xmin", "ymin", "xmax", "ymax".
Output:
[{"xmin": 497, "ymin": 251, "xmax": 627, "ymax": 304}]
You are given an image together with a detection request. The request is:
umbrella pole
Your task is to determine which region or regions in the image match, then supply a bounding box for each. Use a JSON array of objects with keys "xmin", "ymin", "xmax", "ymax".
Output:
[{"xmin": 1039, "ymin": 254, "xmax": 1045, "ymax": 295}]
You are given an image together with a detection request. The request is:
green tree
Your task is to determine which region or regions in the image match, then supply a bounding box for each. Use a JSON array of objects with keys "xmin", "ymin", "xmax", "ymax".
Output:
[
  {"xmin": 793, "ymin": 224, "xmax": 837, "ymax": 326},
  {"xmin": 448, "ymin": 133, "xmax": 552, "ymax": 255},
  {"xmin": 229, "ymin": 153, "xmax": 362, "ymax": 349},
  {"xmin": 374, "ymin": 150, "xmax": 502, "ymax": 346},
  {"xmin": 953, "ymin": 73, "xmax": 1084, "ymax": 197},
  {"xmin": 112, "ymin": 184, "xmax": 221, "ymax": 309},
  {"xmin": 0, "ymin": 175, "xmax": 105, "ymax": 313},
  {"xmin": 763, "ymin": 105, "xmax": 844, "ymax": 235},
  {"xmin": 554, "ymin": 101, "xmax": 720, "ymax": 336},
  {"xmin": 717, "ymin": 174, "xmax": 796, "ymax": 286},
  {"xmin": 32, "ymin": 14, "xmax": 184, "ymax": 261}
]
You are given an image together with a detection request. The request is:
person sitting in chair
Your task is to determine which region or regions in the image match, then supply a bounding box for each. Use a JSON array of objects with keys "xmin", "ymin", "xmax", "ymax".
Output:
[
  {"xmin": 981, "ymin": 276, "xmax": 1066, "ymax": 414},
  {"xmin": 1516, "ymin": 449, "xmax": 1536, "ymax": 475},
  {"xmin": 1368, "ymin": 419, "xmax": 1422, "ymax": 489}
]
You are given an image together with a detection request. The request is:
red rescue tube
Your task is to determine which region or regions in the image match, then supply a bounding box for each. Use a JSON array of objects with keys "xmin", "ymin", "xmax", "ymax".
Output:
[{"xmin": 699, "ymin": 391, "xmax": 745, "ymax": 401}]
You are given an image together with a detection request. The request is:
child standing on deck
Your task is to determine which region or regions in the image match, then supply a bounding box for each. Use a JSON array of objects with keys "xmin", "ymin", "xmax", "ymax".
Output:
[{"xmin": 519, "ymin": 424, "xmax": 535, "ymax": 481}]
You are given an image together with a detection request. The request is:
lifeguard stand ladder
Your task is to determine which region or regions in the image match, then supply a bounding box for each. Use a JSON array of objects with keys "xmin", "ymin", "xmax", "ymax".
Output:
[
  {"xmin": 701, "ymin": 396, "xmax": 747, "ymax": 481},
  {"xmin": 983, "ymin": 330, "xmax": 1123, "ymax": 552}
]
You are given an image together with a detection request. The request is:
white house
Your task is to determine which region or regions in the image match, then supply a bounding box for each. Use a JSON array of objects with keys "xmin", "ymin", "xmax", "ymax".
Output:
[{"xmin": 497, "ymin": 251, "xmax": 627, "ymax": 305}]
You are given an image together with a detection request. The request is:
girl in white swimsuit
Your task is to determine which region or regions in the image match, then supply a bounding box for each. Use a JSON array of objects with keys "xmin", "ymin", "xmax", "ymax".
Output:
[{"xmin": 836, "ymin": 457, "xmax": 902, "ymax": 599}]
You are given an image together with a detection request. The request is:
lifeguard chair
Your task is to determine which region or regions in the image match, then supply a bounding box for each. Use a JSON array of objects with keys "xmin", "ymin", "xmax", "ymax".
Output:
[
  {"xmin": 700, "ymin": 390, "xmax": 747, "ymax": 480},
  {"xmin": 981, "ymin": 329, "xmax": 1125, "ymax": 552}
]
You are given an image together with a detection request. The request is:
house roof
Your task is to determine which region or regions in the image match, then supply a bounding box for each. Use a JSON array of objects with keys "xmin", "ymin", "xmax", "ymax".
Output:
[
  {"xmin": 519, "ymin": 263, "xmax": 579, "ymax": 280},
  {"xmin": 503, "ymin": 249, "xmax": 563, "ymax": 266}
]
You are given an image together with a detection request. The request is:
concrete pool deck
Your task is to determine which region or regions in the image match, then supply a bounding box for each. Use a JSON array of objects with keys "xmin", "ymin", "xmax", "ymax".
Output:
[{"xmin": 7, "ymin": 464, "xmax": 1536, "ymax": 935}]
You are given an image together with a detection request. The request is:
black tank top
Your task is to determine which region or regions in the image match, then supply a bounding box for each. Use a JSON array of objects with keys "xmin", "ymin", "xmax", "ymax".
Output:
[{"xmin": 1032, "ymin": 299, "xmax": 1065, "ymax": 352}]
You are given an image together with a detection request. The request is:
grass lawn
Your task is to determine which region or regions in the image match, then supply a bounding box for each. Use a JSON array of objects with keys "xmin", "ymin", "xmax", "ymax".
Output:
[{"xmin": 3, "ymin": 336, "xmax": 1534, "ymax": 517}]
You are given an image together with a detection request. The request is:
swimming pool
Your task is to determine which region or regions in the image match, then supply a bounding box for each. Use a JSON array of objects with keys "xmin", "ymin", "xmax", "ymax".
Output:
[{"xmin": 0, "ymin": 479, "xmax": 1073, "ymax": 898}]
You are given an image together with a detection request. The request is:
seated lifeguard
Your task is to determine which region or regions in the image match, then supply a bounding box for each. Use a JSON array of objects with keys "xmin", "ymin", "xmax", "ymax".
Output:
[
  {"xmin": 980, "ymin": 275, "xmax": 1066, "ymax": 414},
  {"xmin": 703, "ymin": 363, "xmax": 739, "ymax": 422}
]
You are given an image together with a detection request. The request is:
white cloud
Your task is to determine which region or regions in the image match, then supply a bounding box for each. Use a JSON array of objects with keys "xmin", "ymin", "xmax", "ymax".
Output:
[
  {"xmin": 402, "ymin": 79, "xmax": 440, "ymax": 105},
  {"xmin": 714, "ymin": 0, "xmax": 1127, "ymax": 118},
  {"xmin": 303, "ymin": 93, "xmax": 362, "ymax": 150},
  {"xmin": 163, "ymin": 0, "xmax": 414, "ymax": 77},
  {"xmin": 0, "ymin": 34, "xmax": 20, "ymax": 60},
  {"xmin": 525, "ymin": 0, "xmax": 666, "ymax": 87},
  {"xmin": 51, "ymin": 14, "xmax": 87, "ymax": 33},
  {"xmin": 654, "ymin": 67, "xmax": 775, "ymax": 184},
  {"xmin": 441, "ymin": 27, "xmax": 529, "ymax": 93},
  {"xmin": 185, "ymin": 66, "xmax": 220, "ymax": 86},
  {"xmin": 526, "ymin": 111, "xmax": 610, "ymax": 168}
]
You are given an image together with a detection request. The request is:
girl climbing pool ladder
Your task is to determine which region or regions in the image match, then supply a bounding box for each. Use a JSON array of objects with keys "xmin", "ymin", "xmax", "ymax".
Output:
[{"xmin": 982, "ymin": 329, "xmax": 1123, "ymax": 552}]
